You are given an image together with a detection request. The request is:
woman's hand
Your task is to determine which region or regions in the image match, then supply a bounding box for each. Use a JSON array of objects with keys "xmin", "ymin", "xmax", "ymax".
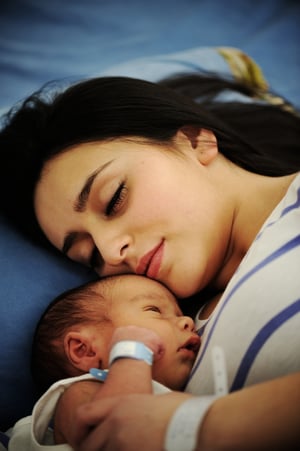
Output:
[
  {"xmin": 70, "ymin": 391, "xmax": 192, "ymax": 451},
  {"xmin": 68, "ymin": 372, "xmax": 300, "ymax": 451}
]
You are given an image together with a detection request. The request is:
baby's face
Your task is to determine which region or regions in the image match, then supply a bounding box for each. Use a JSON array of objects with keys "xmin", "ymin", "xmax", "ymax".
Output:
[{"xmin": 96, "ymin": 275, "xmax": 200, "ymax": 390}]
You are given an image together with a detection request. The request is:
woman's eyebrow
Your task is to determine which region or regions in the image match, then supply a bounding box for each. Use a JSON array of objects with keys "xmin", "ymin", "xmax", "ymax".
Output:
[
  {"xmin": 74, "ymin": 160, "xmax": 114, "ymax": 213},
  {"xmin": 61, "ymin": 159, "xmax": 114, "ymax": 255},
  {"xmin": 62, "ymin": 231, "xmax": 78, "ymax": 255}
]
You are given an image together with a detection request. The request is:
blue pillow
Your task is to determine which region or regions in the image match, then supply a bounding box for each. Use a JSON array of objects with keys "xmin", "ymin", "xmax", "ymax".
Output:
[
  {"xmin": 0, "ymin": 217, "xmax": 97, "ymax": 430},
  {"xmin": 0, "ymin": 46, "xmax": 268, "ymax": 431}
]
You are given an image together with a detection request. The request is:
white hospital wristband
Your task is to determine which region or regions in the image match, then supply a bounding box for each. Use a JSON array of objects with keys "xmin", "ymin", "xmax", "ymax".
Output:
[
  {"xmin": 109, "ymin": 340, "xmax": 154, "ymax": 366},
  {"xmin": 164, "ymin": 396, "xmax": 216, "ymax": 451}
]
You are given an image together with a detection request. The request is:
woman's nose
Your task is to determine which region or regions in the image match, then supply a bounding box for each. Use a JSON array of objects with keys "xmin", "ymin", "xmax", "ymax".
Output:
[
  {"xmin": 176, "ymin": 315, "xmax": 195, "ymax": 332},
  {"xmin": 93, "ymin": 228, "xmax": 132, "ymax": 267}
]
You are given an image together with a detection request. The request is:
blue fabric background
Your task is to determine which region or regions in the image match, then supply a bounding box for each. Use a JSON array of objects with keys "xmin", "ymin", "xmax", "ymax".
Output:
[{"xmin": 0, "ymin": 0, "xmax": 299, "ymax": 431}]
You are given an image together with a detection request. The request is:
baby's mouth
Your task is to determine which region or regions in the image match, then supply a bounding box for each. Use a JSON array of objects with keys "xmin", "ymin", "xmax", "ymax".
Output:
[{"xmin": 179, "ymin": 335, "xmax": 201, "ymax": 356}]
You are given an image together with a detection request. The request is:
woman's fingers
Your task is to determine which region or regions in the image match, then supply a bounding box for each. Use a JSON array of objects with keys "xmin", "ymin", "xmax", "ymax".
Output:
[{"xmin": 70, "ymin": 392, "xmax": 192, "ymax": 451}]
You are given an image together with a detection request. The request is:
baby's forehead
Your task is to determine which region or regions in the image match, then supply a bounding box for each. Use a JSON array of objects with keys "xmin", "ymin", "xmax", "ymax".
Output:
[
  {"xmin": 126, "ymin": 291, "xmax": 169, "ymax": 304},
  {"xmin": 99, "ymin": 274, "xmax": 178, "ymax": 305}
]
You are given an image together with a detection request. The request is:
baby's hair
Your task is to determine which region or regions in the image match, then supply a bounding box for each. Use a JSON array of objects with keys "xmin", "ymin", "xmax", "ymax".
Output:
[{"xmin": 31, "ymin": 277, "xmax": 118, "ymax": 395}]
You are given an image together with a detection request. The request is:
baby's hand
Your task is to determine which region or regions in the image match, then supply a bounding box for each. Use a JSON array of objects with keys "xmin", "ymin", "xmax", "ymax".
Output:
[{"xmin": 111, "ymin": 326, "xmax": 165, "ymax": 360}]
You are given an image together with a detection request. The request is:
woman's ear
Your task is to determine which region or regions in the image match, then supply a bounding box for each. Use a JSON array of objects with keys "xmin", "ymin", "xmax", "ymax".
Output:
[
  {"xmin": 177, "ymin": 126, "xmax": 218, "ymax": 165},
  {"xmin": 64, "ymin": 331, "xmax": 101, "ymax": 372}
]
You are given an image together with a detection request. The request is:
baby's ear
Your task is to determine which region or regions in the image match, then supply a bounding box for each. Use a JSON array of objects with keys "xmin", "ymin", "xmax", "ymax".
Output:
[{"xmin": 64, "ymin": 331, "xmax": 101, "ymax": 372}]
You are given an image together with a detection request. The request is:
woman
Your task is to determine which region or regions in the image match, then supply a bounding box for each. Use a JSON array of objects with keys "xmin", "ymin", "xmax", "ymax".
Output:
[{"xmin": 1, "ymin": 73, "xmax": 300, "ymax": 449}]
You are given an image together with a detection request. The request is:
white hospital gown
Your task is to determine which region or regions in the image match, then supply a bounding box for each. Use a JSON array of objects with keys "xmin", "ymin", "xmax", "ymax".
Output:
[{"xmin": 186, "ymin": 173, "xmax": 300, "ymax": 395}]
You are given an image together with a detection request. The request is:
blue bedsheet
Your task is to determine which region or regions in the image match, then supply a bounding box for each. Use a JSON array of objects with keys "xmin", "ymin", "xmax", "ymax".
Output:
[{"xmin": 0, "ymin": 0, "xmax": 299, "ymax": 434}]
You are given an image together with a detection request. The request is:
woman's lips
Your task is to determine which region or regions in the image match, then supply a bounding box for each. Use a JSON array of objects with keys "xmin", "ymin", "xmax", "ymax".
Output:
[{"xmin": 136, "ymin": 241, "xmax": 164, "ymax": 278}]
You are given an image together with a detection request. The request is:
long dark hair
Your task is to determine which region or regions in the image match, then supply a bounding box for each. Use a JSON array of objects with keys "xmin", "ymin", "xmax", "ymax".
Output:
[{"xmin": 1, "ymin": 73, "xmax": 299, "ymax": 245}]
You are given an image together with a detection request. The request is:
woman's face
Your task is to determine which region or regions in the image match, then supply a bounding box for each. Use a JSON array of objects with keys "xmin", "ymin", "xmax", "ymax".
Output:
[{"xmin": 35, "ymin": 130, "xmax": 233, "ymax": 298}]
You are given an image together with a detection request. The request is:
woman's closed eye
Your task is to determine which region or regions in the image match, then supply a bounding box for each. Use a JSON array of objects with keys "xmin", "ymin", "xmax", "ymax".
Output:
[{"xmin": 106, "ymin": 182, "xmax": 127, "ymax": 216}]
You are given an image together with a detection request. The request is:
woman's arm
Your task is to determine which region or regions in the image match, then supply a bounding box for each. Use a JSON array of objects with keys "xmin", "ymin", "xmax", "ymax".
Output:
[
  {"xmin": 54, "ymin": 358, "xmax": 154, "ymax": 445},
  {"xmin": 69, "ymin": 372, "xmax": 300, "ymax": 451},
  {"xmin": 54, "ymin": 379, "xmax": 101, "ymax": 444},
  {"xmin": 197, "ymin": 371, "xmax": 300, "ymax": 450}
]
